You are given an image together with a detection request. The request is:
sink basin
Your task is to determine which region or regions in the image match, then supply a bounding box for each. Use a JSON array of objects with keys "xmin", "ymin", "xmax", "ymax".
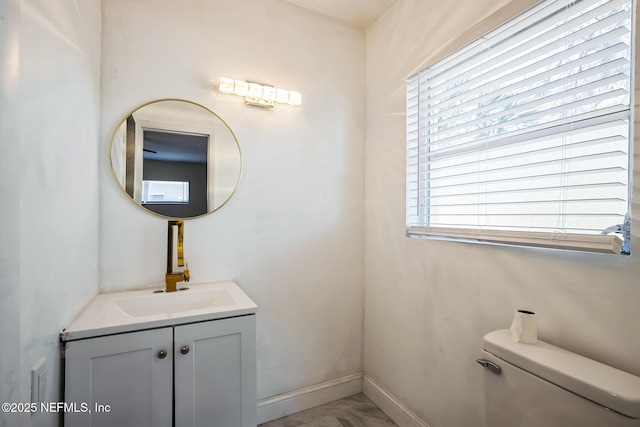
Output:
[
  {"xmin": 61, "ymin": 281, "xmax": 258, "ymax": 341},
  {"xmin": 113, "ymin": 288, "xmax": 235, "ymax": 317}
]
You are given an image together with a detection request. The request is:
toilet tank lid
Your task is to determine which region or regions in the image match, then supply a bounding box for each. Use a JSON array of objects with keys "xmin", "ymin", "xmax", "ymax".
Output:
[{"xmin": 483, "ymin": 329, "xmax": 640, "ymax": 419}]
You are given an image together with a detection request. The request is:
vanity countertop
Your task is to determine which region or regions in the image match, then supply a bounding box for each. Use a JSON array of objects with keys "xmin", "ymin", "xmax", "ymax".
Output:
[{"xmin": 61, "ymin": 281, "xmax": 258, "ymax": 341}]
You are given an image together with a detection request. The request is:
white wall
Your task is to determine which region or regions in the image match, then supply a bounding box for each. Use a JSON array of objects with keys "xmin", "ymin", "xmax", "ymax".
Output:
[
  {"xmin": 0, "ymin": 1, "xmax": 101, "ymax": 426},
  {"xmin": 364, "ymin": 1, "xmax": 640, "ymax": 427},
  {"xmin": 0, "ymin": 1, "xmax": 23, "ymax": 426},
  {"xmin": 100, "ymin": 0, "xmax": 365, "ymax": 400}
]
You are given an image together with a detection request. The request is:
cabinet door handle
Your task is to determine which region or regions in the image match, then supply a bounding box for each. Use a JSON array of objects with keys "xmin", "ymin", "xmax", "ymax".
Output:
[
  {"xmin": 180, "ymin": 345, "xmax": 190, "ymax": 355},
  {"xmin": 157, "ymin": 350, "xmax": 168, "ymax": 359}
]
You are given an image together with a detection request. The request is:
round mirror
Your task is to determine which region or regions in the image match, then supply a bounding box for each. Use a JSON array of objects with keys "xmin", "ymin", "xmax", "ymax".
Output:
[{"xmin": 110, "ymin": 99, "xmax": 242, "ymax": 219}]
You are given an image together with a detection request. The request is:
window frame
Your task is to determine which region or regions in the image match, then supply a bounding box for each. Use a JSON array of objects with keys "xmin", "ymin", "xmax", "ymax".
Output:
[
  {"xmin": 141, "ymin": 180, "xmax": 190, "ymax": 205},
  {"xmin": 405, "ymin": 0, "xmax": 634, "ymax": 255}
]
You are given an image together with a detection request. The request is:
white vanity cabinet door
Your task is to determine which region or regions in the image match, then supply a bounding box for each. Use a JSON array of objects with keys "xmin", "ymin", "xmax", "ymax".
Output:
[
  {"xmin": 64, "ymin": 328, "xmax": 173, "ymax": 427},
  {"xmin": 174, "ymin": 315, "xmax": 257, "ymax": 427}
]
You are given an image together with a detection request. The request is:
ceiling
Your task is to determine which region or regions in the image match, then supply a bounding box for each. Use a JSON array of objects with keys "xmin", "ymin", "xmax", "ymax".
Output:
[
  {"xmin": 143, "ymin": 130, "xmax": 208, "ymax": 164},
  {"xmin": 282, "ymin": 0, "xmax": 397, "ymax": 28}
]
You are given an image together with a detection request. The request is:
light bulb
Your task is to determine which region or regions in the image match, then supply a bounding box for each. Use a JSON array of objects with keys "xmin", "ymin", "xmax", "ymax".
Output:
[
  {"xmin": 218, "ymin": 77, "xmax": 235, "ymax": 94},
  {"xmin": 275, "ymin": 88, "xmax": 289, "ymax": 103},
  {"xmin": 233, "ymin": 80, "xmax": 249, "ymax": 97},
  {"xmin": 288, "ymin": 91, "xmax": 302, "ymax": 106},
  {"xmin": 262, "ymin": 86, "xmax": 276, "ymax": 101},
  {"xmin": 248, "ymin": 83, "xmax": 263, "ymax": 98}
]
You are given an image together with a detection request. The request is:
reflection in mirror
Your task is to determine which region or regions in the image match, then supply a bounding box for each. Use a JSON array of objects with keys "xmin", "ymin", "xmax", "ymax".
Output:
[{"xmin": 110, "ymin": 99, "xmax": 242, "ymax": 219}]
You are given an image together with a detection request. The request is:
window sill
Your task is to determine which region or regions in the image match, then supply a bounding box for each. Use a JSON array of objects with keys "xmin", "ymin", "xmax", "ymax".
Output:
[{"xmin": 407, "ymin": 227, "xmax": 623, "ymax": 255}]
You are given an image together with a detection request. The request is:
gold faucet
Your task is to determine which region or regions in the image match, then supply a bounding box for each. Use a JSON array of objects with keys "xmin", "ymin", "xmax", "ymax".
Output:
[{"xmin": 166, "ymin": 220, "xmax": 190, "ymax": 292}]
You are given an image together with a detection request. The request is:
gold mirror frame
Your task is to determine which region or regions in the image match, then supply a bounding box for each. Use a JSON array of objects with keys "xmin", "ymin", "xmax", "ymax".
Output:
[{"xmin": 109, "ymin": 99, "xmax": 242, "ymax": 220}]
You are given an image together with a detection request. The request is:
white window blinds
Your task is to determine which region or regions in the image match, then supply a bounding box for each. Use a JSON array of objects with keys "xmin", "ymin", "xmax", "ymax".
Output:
[
  {"xmin": 406, "ymin": 0, "xmax": 632, "ymax": 254},
  {"xmin": 142, "ymin": 180, "xmax": 190, "ymax": 204}
]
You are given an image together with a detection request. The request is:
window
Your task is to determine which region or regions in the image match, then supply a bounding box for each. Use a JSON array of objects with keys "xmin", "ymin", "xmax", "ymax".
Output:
[
  {"xmin": 406, "ymin": 0, "xmax": 633, "ymax": 254},
  {"xmin": 142, "ymin": 180, "xmax": 190, "ymax": 204}
]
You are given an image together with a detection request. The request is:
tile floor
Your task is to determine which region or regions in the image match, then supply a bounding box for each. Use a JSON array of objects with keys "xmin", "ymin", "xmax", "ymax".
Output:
[{"xmin": 258, "ymin": 394, "xmax": 398, "ymax": 427}]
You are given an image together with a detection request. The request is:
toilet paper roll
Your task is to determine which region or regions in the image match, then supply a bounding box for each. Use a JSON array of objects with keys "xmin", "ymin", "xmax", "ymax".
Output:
[{"xmin": 509, "ymin": 310, "xmax": 537, "ymax": 344}]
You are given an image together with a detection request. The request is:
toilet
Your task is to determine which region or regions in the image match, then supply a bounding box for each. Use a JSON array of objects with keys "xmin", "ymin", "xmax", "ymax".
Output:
[{"xmin": 479, "ymin": 329, "xmax": 640, "ymax": 427}]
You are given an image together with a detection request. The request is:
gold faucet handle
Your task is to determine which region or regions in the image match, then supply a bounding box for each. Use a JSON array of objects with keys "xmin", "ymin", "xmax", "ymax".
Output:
[{"xmin": 183, "ymin": 263, "xmax": 190, "ymax": 282}]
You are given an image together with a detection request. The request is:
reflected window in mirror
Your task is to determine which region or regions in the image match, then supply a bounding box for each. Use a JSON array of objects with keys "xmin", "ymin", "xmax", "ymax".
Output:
[{"xmin": 142, "ymin": 180, "xmax": 190, "ymax": 204}]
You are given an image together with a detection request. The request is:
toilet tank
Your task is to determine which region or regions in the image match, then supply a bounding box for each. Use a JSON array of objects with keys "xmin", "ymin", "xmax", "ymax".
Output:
[{"xmin": 480, "ymin": 330, "xmax": 640, "ymax": 427}]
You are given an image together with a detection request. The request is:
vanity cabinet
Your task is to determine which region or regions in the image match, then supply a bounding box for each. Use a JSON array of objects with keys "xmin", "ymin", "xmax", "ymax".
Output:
[{"xmin": 63, "ymin": 315, "xmax": 256, "ymax": 427}]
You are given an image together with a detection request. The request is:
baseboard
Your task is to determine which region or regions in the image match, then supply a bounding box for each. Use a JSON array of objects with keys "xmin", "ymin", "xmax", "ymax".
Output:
[
  {"xmin": 363, "ymin": 375, "xmax": 431, "ymax": 427},
  {"xmin": 257, "ymin": 372, "xmax": 364, "ymax": 424}
]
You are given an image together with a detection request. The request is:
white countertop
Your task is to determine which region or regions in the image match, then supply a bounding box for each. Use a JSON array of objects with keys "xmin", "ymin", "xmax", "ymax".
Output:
[{"xmin": 61, "ymin": 281, "xmax": 258, "ymax": 341}]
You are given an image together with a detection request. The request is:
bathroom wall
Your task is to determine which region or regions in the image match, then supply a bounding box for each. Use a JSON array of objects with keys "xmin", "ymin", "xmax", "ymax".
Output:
[
  {"xmin": 100, "ymin": 0, "xmax": 364, "ymax": 402},
  {"xmin": 0, "ymin": 0, "xmax": 23, "ymax": 426},
  {"xmin": 364, "ymin": 1, "xmax": 640, "ymax": 426},
  {"xmin": 0, "ymin": 1, "xmax": 101, "ymax": 426}
]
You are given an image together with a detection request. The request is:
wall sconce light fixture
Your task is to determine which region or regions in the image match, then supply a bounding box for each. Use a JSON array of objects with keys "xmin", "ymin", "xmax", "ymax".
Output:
[{"xmin": 218, "ymin": 77, "xmax": 302, "ymax": 108}]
